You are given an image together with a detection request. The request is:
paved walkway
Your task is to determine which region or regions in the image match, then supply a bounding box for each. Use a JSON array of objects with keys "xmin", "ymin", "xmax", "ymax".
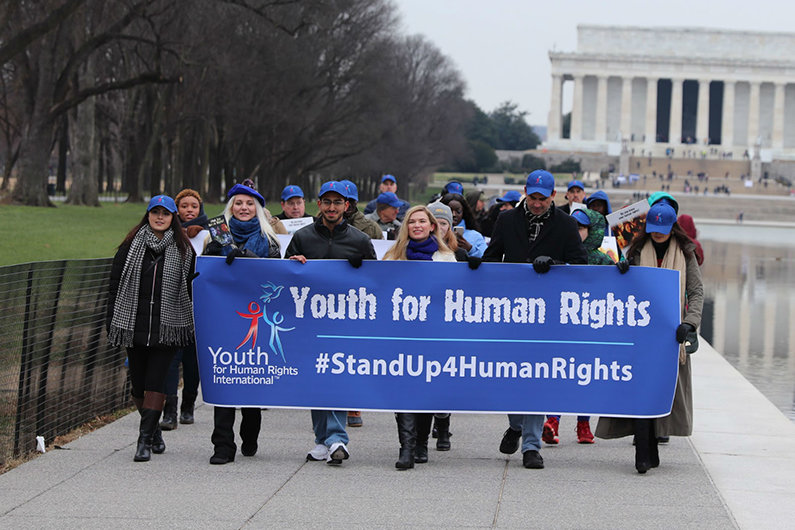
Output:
[{"xmin": 1, "ymin": 341, "xmax": 794, "ymax": 529}]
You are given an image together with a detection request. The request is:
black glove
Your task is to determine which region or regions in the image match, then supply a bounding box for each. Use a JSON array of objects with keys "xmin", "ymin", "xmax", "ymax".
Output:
[
  {"xmin": 676, "ymin": 323, "xmax": 695, "ymax": 343},
  {"xmin": 532, "ymin": 256, "xmax": 554, "ymax": 274},
  {"xmin": 190, "ymin": 271, "xmax": 200, "ymax": 281},
  {"xmin": 616, "ymin": 260, "xmax": 630, "ymax": 274},
  {"xmin": 225, "ymin": 247, "xmax": 245, "ymax": 265},
  {"xmin": 467, "ymin": 255, "xmax": 482, "ymax": 270},
  {"xmin": 205, "ymin": 240, "xmax": 223, "ymax": 256},
  {"xmin": 347, "ymin": 255, "xmax": 363, "ymax": 269}
]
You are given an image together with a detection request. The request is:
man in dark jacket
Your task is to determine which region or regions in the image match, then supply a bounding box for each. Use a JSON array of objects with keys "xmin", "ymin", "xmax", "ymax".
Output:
[
  {"xmin": 483, "ymin": 169, "xmax": 587, "ymax": 470},
  {"xmin": 363, "ymin": 174, "xmax": 410, "ymax": 220},
  {"xmin": 285, "ymin": 180, "xmax": 376, "ymax": 465}
]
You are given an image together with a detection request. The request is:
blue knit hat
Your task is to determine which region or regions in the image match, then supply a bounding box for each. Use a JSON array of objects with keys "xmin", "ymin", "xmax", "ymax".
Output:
[{"xmin": 227, "ymin": 183, "xmax": 265, "ymax": 206}]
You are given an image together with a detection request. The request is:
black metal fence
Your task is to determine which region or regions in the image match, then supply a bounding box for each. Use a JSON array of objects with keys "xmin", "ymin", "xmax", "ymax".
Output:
[{"xmin": 0, "ymin": 259, "xmax": 129, "ymax": 465}]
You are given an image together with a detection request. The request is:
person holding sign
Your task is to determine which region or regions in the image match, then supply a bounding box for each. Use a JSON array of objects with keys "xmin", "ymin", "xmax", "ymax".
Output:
[
  {"xmin": 484, "ymin": 169, "xmax": 587, "ymax": 469},
  {"xmin": 285, "ymin": 181, "xmax": 377, "ymax": 466},
  {"xmin": 205, "ymin": 183, "xmax": 281, "ymax": 465},
  {"xmin": 383, "ymin": 206, "xmax": 456, "ymax": 469},
  {"xmin": 596, "ymin": 200, "xmax": 703, "ymax": 474},
  {"xmin": 107, "ymin": 195, "xmax": 195, "ymax": 462}
]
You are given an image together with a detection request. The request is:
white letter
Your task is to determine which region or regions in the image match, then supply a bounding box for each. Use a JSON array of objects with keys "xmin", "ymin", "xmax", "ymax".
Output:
[{"xmin": 290, "ymin": 286, "xmax": 310, "ymax": 318}]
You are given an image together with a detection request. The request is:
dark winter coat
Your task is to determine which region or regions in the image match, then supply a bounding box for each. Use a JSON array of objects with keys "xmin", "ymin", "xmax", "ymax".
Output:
[
  {"xmin": 285, "ymin": 218, "xmax": 377, "ymax": 260},
  {"xmin": 483, "ymin": 202, "xmax": 587, "ymax": 265},
  {"xmin": 108, "ymin": 243, "xmax": 195, "ymax": 348}
]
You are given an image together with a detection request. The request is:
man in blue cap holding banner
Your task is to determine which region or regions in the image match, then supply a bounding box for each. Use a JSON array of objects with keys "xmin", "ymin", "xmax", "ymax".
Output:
[
  {"xmin": 285, "ymin": 181, "xmax": 377, "ymax": 465},
  {"xmin": 484, "ymin": 169, "xmax": 587, "ymax": 469}
]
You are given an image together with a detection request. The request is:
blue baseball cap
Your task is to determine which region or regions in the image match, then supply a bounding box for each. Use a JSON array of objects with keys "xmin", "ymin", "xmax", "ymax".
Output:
[
  {"xmin": 147, "ymin": 195, "xmax": 177, "ymax": 213},
  {"xmin": 444, "ymin": 181, "xmax": 464, "ymax": 195},
  {"xmin": 280, "ymin": 185, "xmax": 304, "ymax": 201},
  {"xmin": 318, "ymin": 180, "xmax": 346, "ymax": 199},
  {"xmin": 338, "ymin": 179, "xmax": 359, "ymax": 201},
  {"xmin": 645, "ymin": 202, "xmax": 677, "ymax": 235},
  {"xmin": 496, "ymin": 190, "xmax": 522, "ymax": 203},
  {"xmin": 525, "ymin": 169, "xmax": 555, "ymax": 198},
  {"xmin": 567, "ymin": 180, "xmax": 585, "ymax": 191},
  {"xmin": 381, "ymin": 174, "xmax": 397, "ymax": 183},
  {"xmin": 376, "ymin": 191, "xmax": 401, "ymax": 208},
  {"xmin": 227, "ymin": 183, "xmax": 265, "ymax": 206},
  {"xmin": 571, "ymin": 209, "xmax": 591, "ymax": 226}
]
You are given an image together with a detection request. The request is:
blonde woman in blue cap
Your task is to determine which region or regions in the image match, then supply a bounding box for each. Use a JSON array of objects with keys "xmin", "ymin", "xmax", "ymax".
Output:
[
  {"xmin": 595, "ymin": 200, "xmax": 703, "ymax": 474},
  {"xmin": 205, "ymin": 183, "xmax": 281, "ymax": 464},
  {"xmin": 107, "ymin": 195, "xmax": 195, "ymax": 461}
]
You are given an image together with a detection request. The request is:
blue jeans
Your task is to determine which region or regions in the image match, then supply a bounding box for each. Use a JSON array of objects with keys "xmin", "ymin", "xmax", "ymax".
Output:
[
  {"xmin": 311, "ymin": 410, "xmax": 349, "ymax": 446},
  {"xmin": 508, "ymin": 413, "xmax": 544, "ymax": 452}
]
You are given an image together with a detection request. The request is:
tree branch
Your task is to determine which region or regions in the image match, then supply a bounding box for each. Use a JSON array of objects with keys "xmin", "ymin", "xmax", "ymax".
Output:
[
  {"xmin": 0, "ymin": 0, "xmax": 87, "ymax": 65},
  {"xmin": 49, "ymin": 72, "xmax": 179, "ymax": 116}
]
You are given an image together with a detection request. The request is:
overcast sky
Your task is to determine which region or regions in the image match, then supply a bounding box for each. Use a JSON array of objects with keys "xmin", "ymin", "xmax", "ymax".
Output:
[{"xmin": 394, "ymin": 0, "xmax": 793, "ymax": 126}]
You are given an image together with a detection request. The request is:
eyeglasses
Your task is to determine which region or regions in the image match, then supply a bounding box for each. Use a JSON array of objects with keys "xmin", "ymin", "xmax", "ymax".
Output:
[{"xmin": 321, "ymin": 199, "xmax": 346, "ymax": 206}]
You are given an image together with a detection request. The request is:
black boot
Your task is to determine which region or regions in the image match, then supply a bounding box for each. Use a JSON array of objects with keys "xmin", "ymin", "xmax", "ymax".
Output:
[
  {"xmin": 395, "ymin": 413, "xmax": 416, "ymax": 470},
  {"xmin": 160, "ymin": 395, "xmax": 178, "ymax": 430},
  {"xmin": 134, "ymin": 409, "xmax": 161, "ymax": 462},
  {"xmin": 179, "ymin": 392, "xmax": 197, "ymax": 424},
  {"xmin": 144, "ymin": 391, "xmax": 166, "ymax": 455},
  {"xmin": 649, "ymin": 420, "xmax": 660, "ymax": 468},
  {"xmin": 435, "ymin": 414, "xmax": 451, "ymax": 451},
  {"xmin": 633, "ymin": 419, "xmax": 652, "ymax": 474},
  {"xmin": 414, "ymin": 413, "xmax": 432, "ymax": 464}
]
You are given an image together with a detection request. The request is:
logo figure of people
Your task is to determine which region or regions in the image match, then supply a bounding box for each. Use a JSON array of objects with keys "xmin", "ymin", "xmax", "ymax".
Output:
[{"xmin": 235, "ymin": 282, "xmax": 294, "ymax": 362}]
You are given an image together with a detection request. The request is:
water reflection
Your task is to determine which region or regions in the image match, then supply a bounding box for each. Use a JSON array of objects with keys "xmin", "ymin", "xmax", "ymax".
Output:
[{"xmin": 698, "ymin": 224, "xmax": 795, "ymax": 421}]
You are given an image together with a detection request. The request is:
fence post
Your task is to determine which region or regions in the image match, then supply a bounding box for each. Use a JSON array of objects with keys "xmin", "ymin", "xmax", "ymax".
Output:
[
  {"xmin": 13, "ymin": 266, "xmax": 35, "ymax": 456},
  {"xmin": 36, "ymin": 262, "xmax": 66, "ymax": 442}
]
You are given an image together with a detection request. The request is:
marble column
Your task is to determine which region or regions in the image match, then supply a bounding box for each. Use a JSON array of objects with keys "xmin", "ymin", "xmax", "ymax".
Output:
[
  {"xmin": 595, "ymin": 76, "xmax": 608, "ymax": 142},
  {"xmin": 547, "ymin": 74, "xmax": 563, "ymax": 141},
  {"xmin": 669, "ymin": 78, "xmax": 683, "ymax": 144},
  {"xmin": 570, "ymin": 75, "xmax": 584, "ymax": 141},
  {"xmin": 722, "ymin": 81, "xmax": 735, "ymax": 148},
  {"xmin": 620, "ymin": 76, "xmax": 632, "ymax": 141},
  {"xmin": 748, "ymin": 81, "xmax": 761, "ymax": 145},
  {"xmin": 645, "ymin": 77, "xmax": 657, "ymax": 145},
  {"xmin": 772, "ymin": 82, "xmax": 785, "ymax": 149},
  {"xmin": 696, "ymin": 80, "xmax": 710, "ymax": 144}
]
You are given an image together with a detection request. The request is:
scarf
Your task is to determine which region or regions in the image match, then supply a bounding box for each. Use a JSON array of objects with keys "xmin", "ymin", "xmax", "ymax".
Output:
[
  {"xmin": 639, "ymin": 236, "xmax": 688, "ymax": 364},
  {"xmin": 523, "ymin": 200, "xmax": 552, "ymax": 243},
  {"xmin": 224, "ymin": 217, "xmax": 270, "ymax": 257},
  {"xmin": 109, "ymin": 225, "xmax": 194, "ymax": 347},
  {"xmin": 407, "ymin": 236, "xmax": 439, "ymax": 261}
]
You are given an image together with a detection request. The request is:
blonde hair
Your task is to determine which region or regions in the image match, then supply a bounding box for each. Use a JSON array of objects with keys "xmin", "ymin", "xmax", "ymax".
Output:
[
  {"xmin": 223, "ymin": 194, "xmax": 279, "ymax": 245},
  {"xmin": 383, "ymin": 205, "xmax": 452, "ymax": 260}
]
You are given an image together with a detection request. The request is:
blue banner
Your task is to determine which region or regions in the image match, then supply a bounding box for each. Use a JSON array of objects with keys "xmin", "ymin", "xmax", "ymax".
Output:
[{"xmin": 193, "ymin": 257, "xmax": 681, "ymax": 417}]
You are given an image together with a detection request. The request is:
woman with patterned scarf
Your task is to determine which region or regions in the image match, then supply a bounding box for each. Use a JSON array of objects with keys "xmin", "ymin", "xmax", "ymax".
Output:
[
  {"xmin": 107, "ymin": 195, "xmax": 196, "ymax": 462},
  {"xmin": 383, "ymin": 205, "xmax": 456, "ymax": 469},
  {"xmin": 596, "ymin": 200, "xmax": 704, "ymax": 474},
  {"xmin": 204, "ymin": 183, "xmax": 281, "ymax": 464}
]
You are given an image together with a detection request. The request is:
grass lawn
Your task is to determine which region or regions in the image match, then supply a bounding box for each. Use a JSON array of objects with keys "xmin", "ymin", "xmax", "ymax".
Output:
[{"xmin": 0, "ymin": 201, "xmax": 318, "ymax": 267}]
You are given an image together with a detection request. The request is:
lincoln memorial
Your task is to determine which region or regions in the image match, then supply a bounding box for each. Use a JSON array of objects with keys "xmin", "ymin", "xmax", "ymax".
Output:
[{"xmin": 545, "ymin": 25, "xmax": 795, "ymax": 164}]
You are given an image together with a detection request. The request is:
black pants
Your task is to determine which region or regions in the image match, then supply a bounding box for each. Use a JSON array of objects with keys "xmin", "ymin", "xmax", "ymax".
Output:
[
  {"xmin": 127, "ymin": 346, "xmax": 177, "ymax": 399},
  {"xmin": 211, "ymin": 407, "xmax": 261, "ymax": 457},
  {"xmin": 163, "ymin": 342, "xmax": 200, "ymax": 395}
]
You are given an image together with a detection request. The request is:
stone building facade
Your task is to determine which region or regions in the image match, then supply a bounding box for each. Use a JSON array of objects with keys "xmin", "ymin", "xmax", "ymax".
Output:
[{"xmin": 546, "ymin": 25, "xmax": 795, "ymax": 163}]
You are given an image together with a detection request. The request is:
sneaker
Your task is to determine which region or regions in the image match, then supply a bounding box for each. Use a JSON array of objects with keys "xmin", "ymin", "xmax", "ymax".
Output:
[
  {"xmin": 306, "ymin": 444, "xmax": 329, "ymax": 462},
  {"xmin": 327, "ymin": 442, "xmax": 350, "ymax": 465},
  {"xmin": 576, "ymin": 420, "xmax": 595, "ymax": 444},
  {"xmin": 522, "ymin": 450, "xmax": 544, "ymax": 469},
  {"xmin": 542, "ymin": 417, "xmax": 559, "ymax": 445},
  {"xmin": 347, "ymin": 411, "xmax": 363, "ymax": 427},
  {"xmin": 499, "ymin": 428, "xmax": 522, "ymax": 454}
]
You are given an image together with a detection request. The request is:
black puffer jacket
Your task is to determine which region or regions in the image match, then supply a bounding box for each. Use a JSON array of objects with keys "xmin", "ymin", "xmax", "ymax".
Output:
[
  {"xmin": 107, "ymin": 243, "xmax": 195, "ymax": 347},
  {"xmin": 285, "ymin": 218, "xmax": 376, "ymax": 260}
]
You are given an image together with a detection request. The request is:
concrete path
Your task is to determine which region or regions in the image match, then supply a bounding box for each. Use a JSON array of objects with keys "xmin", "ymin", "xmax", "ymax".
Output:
[{"xmin": 1, "ymin": 341, "xmax": 793, "ymax": 529}]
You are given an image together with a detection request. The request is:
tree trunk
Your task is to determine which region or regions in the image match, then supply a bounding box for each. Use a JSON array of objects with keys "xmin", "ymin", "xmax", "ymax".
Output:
[
  {"xmin": 66, "ymin": 90, "xmax": 99, "ymax": 206},
  {"xmin": 56, "ymin": 115, "xmax": 68, "ymax": 194},
  {"xmin": 12, "ymin": 116, "xmax": 54, "ymax": 206}
]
